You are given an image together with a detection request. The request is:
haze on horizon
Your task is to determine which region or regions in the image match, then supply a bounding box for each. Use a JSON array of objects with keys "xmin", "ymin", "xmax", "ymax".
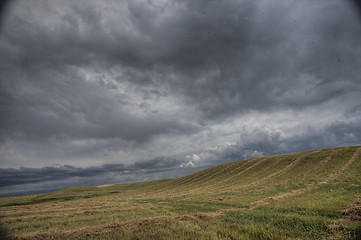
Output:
[{"xmin": 1, "ymin": 0, "xmax": 361, "ymax": 197}]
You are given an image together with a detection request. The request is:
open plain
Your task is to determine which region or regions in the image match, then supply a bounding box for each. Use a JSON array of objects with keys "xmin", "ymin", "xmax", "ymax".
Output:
[{"xmin": 1, "ymin": 146, "xmax": 360, "ymax": 239}]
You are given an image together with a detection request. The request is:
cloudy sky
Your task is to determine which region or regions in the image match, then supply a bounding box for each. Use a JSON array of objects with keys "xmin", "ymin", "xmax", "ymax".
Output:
[{"xmin": 0, "ymin": 0, "xmax": 361, "ymax": 197}]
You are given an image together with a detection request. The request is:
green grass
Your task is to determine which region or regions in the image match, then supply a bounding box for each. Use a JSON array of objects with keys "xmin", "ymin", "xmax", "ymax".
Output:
[{"xmin": 0, "ymin": 146, "xmax": 360, "ymax": 239}]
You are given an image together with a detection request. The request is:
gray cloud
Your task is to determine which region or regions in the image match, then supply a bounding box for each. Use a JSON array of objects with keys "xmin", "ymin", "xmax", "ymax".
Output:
[
  {"xmin": 105, "ymin": 0, "xmax": 361, "ymax": 118},
  {"xmin": 0, "ymin": 62, "xmax": 199, "ymax": 143},
  {"xmin": 192, "ymin": 119, "xmax": 361, "ymax": 168},
  {"xmin": 3, "ymin": 0, "xmax": 360, "ymax": 121},
  {"xmin": 2, "ymin": 118, "xmax": 360, "ymax": 197},
  {"xmin": 0, "ymin": 0, "xmax": 360, "ymax": 196},
  {"xmin": 0, "ymin": 155, "xmax": 205, "ymax": 197},
  {"xmin": 351, "ymin": 0, "xmax": 361, "ymax": 19},
  {"xmin": 0, "ymin": 156, "xmax": 182, "ymax": 188}
]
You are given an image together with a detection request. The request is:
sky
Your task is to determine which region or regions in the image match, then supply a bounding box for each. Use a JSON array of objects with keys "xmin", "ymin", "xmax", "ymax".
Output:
[{"xmin": 0, "ymin": 0, "xmax": 361, "ymax": 197}]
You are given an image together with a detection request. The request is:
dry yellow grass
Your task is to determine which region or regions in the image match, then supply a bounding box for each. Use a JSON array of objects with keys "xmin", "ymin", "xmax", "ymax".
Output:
[{"xmin": 1, "ymin": 146, "xmax": 360, "ymax": 239}]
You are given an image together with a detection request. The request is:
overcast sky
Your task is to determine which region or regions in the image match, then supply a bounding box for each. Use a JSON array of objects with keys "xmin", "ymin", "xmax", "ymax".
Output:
[{"xmin": 1, "ymin": 0, "xmax": 361, "ymax": 196}]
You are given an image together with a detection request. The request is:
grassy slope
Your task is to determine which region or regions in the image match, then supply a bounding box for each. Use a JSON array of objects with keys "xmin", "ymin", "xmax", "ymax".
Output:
[{"xmin": 0, "ymin": 146, "xmax": 360, "ymax": 239}]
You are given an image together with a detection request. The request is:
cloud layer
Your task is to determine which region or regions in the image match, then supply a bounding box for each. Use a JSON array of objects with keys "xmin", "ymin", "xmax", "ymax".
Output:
[{"xmin": 0, "ymin": 0, "xmax": 360, "ymax": 196}]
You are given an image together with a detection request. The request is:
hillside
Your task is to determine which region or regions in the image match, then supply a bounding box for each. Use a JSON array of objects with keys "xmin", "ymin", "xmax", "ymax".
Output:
[{"xmin": 1, "ymin": 146, "xmax": 361, "ymax": 239}]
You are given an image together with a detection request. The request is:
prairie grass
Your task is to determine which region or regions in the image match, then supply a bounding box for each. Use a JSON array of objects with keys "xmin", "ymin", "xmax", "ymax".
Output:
[{"xmin": 0, "ymin": 146, "xmax": 360, "ymax": 239}]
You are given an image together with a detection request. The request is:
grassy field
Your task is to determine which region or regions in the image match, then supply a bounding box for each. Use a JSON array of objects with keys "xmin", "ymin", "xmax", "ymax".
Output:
[{"xmin": 1, "ymin": 146, "xmax": 360, "ymax": 239}]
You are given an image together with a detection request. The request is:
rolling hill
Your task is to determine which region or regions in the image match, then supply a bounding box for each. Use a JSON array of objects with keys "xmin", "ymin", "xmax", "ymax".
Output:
[{"xmin": 1, "ymin": 146, "xmax": 360, "ymax": 239}]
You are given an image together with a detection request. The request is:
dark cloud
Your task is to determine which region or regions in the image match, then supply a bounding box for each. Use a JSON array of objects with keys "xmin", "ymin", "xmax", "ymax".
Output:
[
  {"xmin": 2, "ymin": 0, "xmax": 360, "ymax": 122},
  {"xmin": 0, "ymin": 0, "xmax": 11, "ymax": 30},
  {"xmin": 0, "ymin": 155, "xmax": 208, "ymax": 197},
  {"xmin": 351, "ymin": 0, "xmax": 361, "ymax": 20},
  {"xmin": 98, "ymin": 0, "xmax": 361, "ymax": 118},
  {"xmin": 0, "ymin": 156, "xmax": 183, "ymax": 188},
  {"xmin": 0, "ymin": 64, "xmax": 199, "ymax": 142},
  {"xmin": 0, "ymin": 0, "xmax": 360, "ymax": 196}
]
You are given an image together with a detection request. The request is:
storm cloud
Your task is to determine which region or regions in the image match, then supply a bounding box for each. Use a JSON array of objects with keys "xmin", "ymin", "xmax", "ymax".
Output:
[{"xmin": 0, "ymin": 0, "xmax": 360, "ymax": 196}]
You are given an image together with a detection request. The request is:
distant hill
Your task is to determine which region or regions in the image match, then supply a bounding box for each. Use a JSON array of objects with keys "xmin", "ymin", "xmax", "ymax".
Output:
[{"xmin": 1, "ymin": 146, "xmax": 360, "ymax": 239}]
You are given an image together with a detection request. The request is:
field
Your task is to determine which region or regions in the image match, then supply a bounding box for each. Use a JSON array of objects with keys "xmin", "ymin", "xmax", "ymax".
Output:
[{"xmin": 1, "ymin": 146, "xmax": 360, "ymax": 239}]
